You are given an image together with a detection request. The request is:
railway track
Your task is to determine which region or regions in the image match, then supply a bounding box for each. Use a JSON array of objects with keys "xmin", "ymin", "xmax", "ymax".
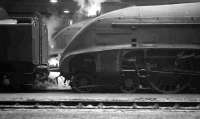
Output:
[
  {"xmin": 0, "ymin": 93, "xmax": 200, "ymax": 119},
  {"xmin": 0, "ymin": 93, "xmax": 200, "ymax": 110},
  {"xmin": 0, "ymin": 100, "xmax": 200, "ymax": 110}
]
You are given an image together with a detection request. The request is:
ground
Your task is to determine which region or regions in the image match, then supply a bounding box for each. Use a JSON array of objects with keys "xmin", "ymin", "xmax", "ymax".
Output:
[{"xmin": 0, "ymin": 109, "xmax": 200, "ymax": 119}]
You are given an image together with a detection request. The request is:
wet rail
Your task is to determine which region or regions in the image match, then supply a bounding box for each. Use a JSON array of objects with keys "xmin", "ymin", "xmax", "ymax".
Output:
[
  {"xmin": 0, "ymin": 93, "xmax": 200, "ymax": 110},
  {"xmin": 0, "ymin": 100, "xmax": 200, "ymax": 110}
]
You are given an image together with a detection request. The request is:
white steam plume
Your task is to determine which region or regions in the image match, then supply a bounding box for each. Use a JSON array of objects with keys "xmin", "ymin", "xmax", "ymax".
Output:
[
  {"xmin": 73, "ymin": 0, "xmax": 107, "ymax": 17},
  {"xmin": 43, "ymin": 15, "xmax": 63, "ymax": 49}
]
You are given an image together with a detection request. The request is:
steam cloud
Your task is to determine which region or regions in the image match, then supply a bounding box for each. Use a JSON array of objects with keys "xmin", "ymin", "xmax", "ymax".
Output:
[
  {"xmin": 34, "ymin": 72, "xmax": 70, "ymax": 90},
  {"xmin": 73, "ymin": 0, "xmax": 122, "ymax": 16},
  {"xmin": 42, "ymin": 15, "xmax": 63, "ymax": 49},
  {"xmin": 73, "ymin": 0, "xmax": 106, "ymax": 16}
]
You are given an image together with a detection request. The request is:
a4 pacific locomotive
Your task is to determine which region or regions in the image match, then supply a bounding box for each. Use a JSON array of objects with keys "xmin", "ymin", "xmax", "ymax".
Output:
[{"xmin": 60, "ymin": 2, "xmax": 200, "ymax": 93}]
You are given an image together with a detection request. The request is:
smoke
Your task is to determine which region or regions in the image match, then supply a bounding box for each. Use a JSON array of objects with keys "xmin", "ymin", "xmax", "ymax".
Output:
[
  {"xmin": 42, "ymin": 15, "xmax": 63, "ymax": 49},
  {"xmin": 34, "ymin": 72, "xmax": 71, "ymax": 90},
  {"xmin": 73, "ymin": 0, "xmax": 122, "ymax": 17},
  {"xmin": 73, "ymin": 0, "xmax": 107, "ymax": 17}
]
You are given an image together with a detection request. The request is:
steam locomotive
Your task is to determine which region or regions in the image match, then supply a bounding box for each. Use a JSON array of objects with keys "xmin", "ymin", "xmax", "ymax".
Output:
[
  {"xmin": 60, "ymin": 2, "xmax": 200, "ymax": 93},
  {"xmin": 0, "ymin": 15, "xmax": 48, "ymax": 90}
]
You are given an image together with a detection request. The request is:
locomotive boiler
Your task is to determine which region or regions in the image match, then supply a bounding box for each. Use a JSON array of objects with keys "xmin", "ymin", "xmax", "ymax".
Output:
[{"xmin": 60, "ymin": 2, "xmax": 200, "ymax": 93}]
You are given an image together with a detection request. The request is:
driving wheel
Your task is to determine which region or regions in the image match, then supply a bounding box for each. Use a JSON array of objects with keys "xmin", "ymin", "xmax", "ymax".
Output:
[
  {"xmin": 120, "ymin": 76, "xmax": 139, "ymax": 93},
  {"xmin": 71, "ymin": 73, "xmax": 93, "ymax": 93},
  {"xmin": 149, "ymin": 72, "xmax": 190, "ymax": 93}
]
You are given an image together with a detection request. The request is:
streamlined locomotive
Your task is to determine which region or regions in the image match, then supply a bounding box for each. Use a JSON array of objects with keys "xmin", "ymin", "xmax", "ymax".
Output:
[{"xmin": 60, "ymin": 2, "xmax": 200, "ymax": 93}]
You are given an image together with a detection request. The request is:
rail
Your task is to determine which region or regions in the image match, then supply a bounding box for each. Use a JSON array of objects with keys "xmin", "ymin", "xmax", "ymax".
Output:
[{"xmin": 0, "ymin": 100, "xmax": 200, "ymax": 110}]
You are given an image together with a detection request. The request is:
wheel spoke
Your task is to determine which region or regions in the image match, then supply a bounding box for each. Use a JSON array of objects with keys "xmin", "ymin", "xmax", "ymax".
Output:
[{"xmin": 149, "ymin": 73, "xmax": 190, "ymax": 93}]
